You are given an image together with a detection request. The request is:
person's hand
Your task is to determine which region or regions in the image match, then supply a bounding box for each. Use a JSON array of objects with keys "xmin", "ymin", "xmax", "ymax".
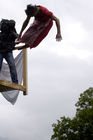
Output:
[
  {"xmin": 15, "ymin": 34, "xmax": 22, "ymax": 42},
  {"xmin": 56, "ymin": 33, "xmax": 62, "ymax": 41},
  {"xmin": 18, "ymin": 34, "xmax": 22, "ymax": 40},
  {"xmin": 15, "ymin": 34, "xmax": 22, "ymax": 44},
  {"xmin": 15, "ymin": 39, "xmax": 20, "ymax": 44}
]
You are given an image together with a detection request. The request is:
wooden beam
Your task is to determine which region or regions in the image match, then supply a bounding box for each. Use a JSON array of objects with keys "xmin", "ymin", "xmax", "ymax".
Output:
[
  {"xmin": 23, "ymin": 49, "xmax": 28, "ymax": 95},
  {"xmin": 0, "ymin": 79, "xmax": 26, "ymax": 92}
]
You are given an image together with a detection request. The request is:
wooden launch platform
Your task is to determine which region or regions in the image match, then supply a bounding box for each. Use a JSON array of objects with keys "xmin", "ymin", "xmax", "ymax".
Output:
[
  {"xmin": 0, "ymin": 79, "xmax": 26, "ymax": 92},
  {"xmin": 0, "ymin": 49, "xmax": 28, "ymax": 95}
]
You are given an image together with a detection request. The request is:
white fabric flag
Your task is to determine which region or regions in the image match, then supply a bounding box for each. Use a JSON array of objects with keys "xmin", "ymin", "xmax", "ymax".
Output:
[{"xmin": 0, "ymin": 51, "xmax": 23, "ymax": 105}]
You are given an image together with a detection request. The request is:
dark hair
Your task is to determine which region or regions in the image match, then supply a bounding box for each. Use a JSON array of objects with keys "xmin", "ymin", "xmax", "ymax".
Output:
[
  {"xmin": 0, "ymin": 19, "xmax": 15, "ymax": 32},
  {"xmin": 25, "ymin": 4, "xmax": 37, "ymax": 16},
  {"xmin": 0, "ymin": 19, "xmax": 17, "ymax": 52}
]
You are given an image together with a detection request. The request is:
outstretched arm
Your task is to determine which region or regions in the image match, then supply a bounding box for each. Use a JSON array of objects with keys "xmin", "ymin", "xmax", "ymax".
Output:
[
  {"xmin": 18, "ymin": 16, "xmax": 31, "ymax": 39},
  {"xmin": 51, "ymin": 15, "xmax": 62, "ymax": 41}
]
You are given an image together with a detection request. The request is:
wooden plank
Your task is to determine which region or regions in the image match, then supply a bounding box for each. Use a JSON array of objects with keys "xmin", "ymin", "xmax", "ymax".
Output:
[{"xmin": 0, "ymin": 79, "xmax": 26, "ymax": 92}]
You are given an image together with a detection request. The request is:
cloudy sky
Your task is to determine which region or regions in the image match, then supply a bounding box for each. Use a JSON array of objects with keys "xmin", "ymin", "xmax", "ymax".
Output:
[{"xmin": 0, "ymin": 0, "xmax": 93, "ymax": 139}]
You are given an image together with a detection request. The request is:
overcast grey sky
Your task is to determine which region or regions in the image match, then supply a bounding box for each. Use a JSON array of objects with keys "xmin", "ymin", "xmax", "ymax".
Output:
[{"xmin": 0, "ymin": 0, "xmax": 93, "ymax": 140}]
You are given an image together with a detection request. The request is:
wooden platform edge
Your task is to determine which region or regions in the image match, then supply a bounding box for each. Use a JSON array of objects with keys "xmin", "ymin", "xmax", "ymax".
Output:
[{"xmin": 0, "ymin": 79, "xmax": 26, "ymax": 92}]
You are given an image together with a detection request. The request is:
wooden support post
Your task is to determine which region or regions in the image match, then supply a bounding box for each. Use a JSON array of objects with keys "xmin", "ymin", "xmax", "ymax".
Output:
[{"xmin": 23, "ymin": 49, "xmax": 28, "ymax": 95}]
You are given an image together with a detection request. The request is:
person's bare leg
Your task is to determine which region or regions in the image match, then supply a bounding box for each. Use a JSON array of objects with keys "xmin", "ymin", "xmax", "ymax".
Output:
[{"xmin": 14, "ymin": 44, "xmax": 29, "ymax": 50}]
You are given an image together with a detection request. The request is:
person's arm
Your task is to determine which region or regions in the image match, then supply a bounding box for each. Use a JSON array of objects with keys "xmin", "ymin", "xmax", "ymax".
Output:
[
  {"xmin": 18, "ymin": 16, "xmax": 31, "ymax": 39},
  {"xmin": 51, "ymin": 15, "xmax": 62, "ymax": 41}
]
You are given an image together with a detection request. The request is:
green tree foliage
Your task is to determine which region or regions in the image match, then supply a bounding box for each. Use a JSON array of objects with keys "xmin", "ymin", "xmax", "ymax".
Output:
[{"xmin": 51, "ymin": 88, "xmax": 93, "ymax": 140}]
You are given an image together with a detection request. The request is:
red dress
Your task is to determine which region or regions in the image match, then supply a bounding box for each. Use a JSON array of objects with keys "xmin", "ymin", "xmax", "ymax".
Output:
[{"xmin": 20, "ymin": 6, "xmax": 53, "ymax": 48}]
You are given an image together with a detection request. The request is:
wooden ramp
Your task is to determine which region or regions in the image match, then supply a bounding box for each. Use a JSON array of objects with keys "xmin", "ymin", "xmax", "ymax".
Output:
[{"xmin": 0, "ymin": 79, "xmax": 26, "ymax": 92}]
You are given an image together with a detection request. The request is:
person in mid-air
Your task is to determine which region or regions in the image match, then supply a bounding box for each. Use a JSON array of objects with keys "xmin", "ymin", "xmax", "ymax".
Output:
[
  {"xmin": 16, "ymin": 4, "xmax": 62, "ymax": 50},
  {"xmin": 0, "ymin": 19, "xmax": 18, "ymax": 84}
]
